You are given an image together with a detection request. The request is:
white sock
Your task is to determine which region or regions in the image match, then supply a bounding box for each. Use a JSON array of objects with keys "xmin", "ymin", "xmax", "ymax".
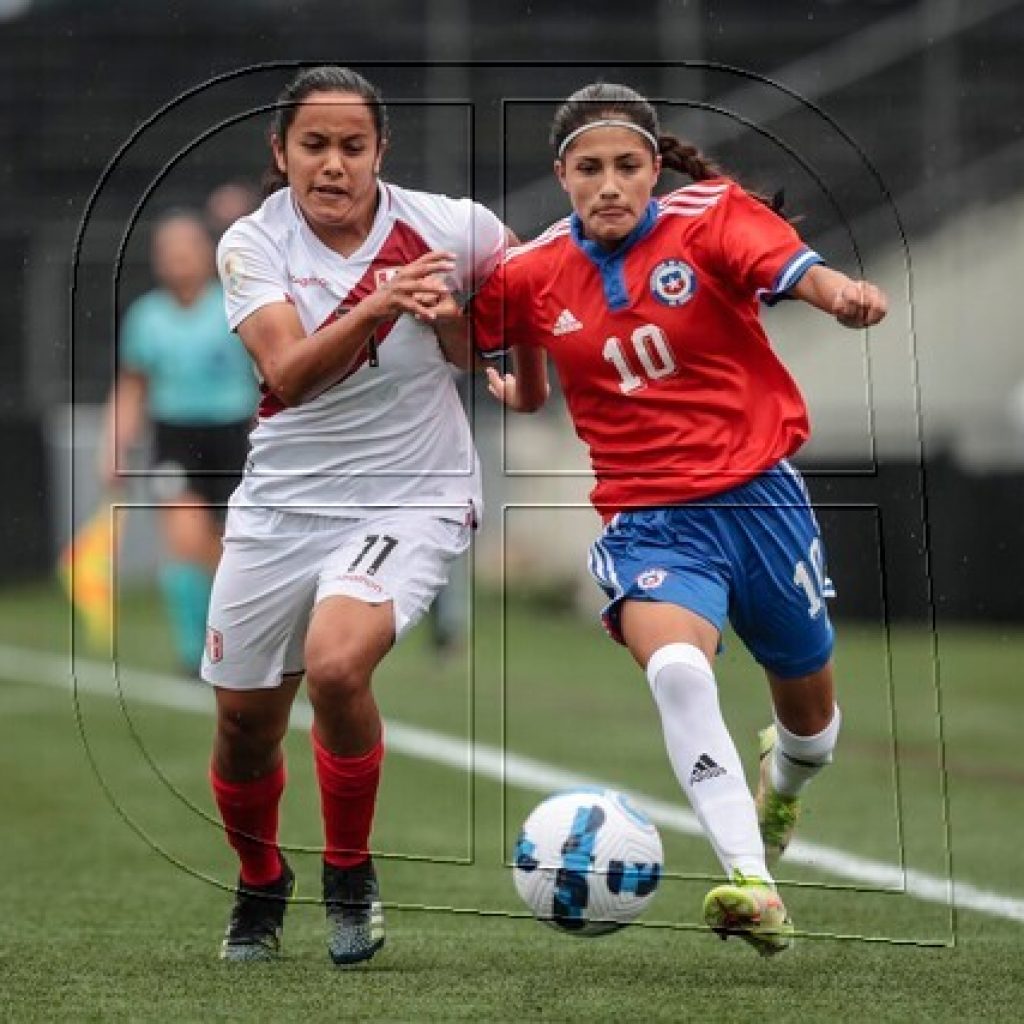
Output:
[
  {"xmin": 646, "ymin": 643, "xmax": 770, "ymax": 883},
  {"xmin": 770, "ymin": 705, "xmax": 842, "ymax": 797}
]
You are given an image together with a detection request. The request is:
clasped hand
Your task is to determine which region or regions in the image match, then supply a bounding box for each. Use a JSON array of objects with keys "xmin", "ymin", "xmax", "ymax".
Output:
[{"xmin": 363, "ymin": 251, "xmax": 461, "ymax": 323}]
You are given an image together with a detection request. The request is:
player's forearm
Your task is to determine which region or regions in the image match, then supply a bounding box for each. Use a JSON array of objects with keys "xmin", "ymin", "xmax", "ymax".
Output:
[
  {"xmin": 262, "ymin": 252, "xmax": 459, "ymax": 405},
  {"xmin": 791, "ymin": 264, "xmax": 854, "ymax": 313},
  {"xmin": 509, "ymin": 345, "xmax": 549, "ymax": 412},
  {"xmin": 791, "ymin": 263, "xmax": 888, "ymax": 328},
  {"xmin": 111, "ymin": 375, "xmax": 145, "ymax": 459},
  {"xmin": 263, "ymin": 304, "xmax": 389, "ymax": 406},
  {"xmin": 97, "ymin": 373, "xmax": 146, "ymax": 483},
  {"xmin": 97, "ymin": 393, "xmax": 118, "ymax": 480},
  {"xmin": 433, "ymin": 315, "xmax": 474, "ymax": 370}
]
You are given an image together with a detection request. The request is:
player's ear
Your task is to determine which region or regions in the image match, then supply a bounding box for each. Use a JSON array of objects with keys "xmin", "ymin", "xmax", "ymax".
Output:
[
  {"xmin": 373, "ymin": 137, "xmax": 388, "ymax": 175},
  {"xmin": 554, "ymin": 159, "xmax": 569, "ymax": 193},
  {"xmin": 653, "ymin": 153, "xmax": 663, "ymax": 178},
  {"xmin": 271, "ymin": 133, "xmax": 287, "ymax": 177}
]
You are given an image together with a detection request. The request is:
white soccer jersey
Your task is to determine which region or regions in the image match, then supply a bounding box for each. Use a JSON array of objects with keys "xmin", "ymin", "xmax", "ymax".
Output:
[{"xmin": 216, "ymin": 182, "xmax": 504, "ymax": 518}]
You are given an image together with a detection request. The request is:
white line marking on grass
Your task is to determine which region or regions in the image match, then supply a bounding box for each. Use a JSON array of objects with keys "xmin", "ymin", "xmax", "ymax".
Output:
[{"xmin": 3, "ymin": 643, "xmax": 1023, "ymax": 925}]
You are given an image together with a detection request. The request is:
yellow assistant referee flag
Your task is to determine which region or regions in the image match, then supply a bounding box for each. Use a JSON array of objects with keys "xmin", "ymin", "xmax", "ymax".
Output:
[{"xmin": 58, "ymin": 502, "xmax": 116, "ymax": 653}]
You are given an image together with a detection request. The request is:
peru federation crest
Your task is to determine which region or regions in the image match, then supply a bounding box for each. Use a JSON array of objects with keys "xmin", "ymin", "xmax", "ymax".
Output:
[
  {"xmin": 649, "ymin": 259, "xmax": 697, "ymax": 307},
  {"xmin": 206, "ymin": 627, "xmax": 224, "ymax": 664}
]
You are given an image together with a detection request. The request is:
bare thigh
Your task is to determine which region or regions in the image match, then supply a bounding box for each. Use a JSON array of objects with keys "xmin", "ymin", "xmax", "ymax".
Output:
[
  {"xmin": 304, "ymin": 595, "xmax": 395, "ymax": 682},
  {"xmin": 619, "ymin": 599, "xmax": 720, "ymax": 669},
  {"xmin": 303, "ymin": 595, "xmax": 395, "ymax": 753}
]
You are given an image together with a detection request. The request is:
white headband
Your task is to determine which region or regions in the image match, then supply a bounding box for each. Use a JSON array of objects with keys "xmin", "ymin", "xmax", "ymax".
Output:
[{"xmin": 557, "ymin": 119, "xmax": 659, "ymax": 158}]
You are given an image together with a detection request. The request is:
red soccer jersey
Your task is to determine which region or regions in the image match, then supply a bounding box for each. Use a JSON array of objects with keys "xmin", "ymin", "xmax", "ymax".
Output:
[{"xmin": 471, "ymin": 179, "xmax": 822, "ymax": 518}]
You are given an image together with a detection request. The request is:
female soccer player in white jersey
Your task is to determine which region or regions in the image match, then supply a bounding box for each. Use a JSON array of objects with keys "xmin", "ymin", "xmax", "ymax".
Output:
[
  {"xmin": 472, "ymin": 83, "xmax": 888, "ymax": 956},
  {"xmin": 204, "ymin": 66, "xmax": 508, "ymax": 965}
]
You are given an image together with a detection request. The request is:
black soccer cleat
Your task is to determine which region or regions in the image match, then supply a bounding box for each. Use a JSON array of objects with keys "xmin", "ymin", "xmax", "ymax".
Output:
[
  {"xmin": 323, "ymin": 857, "xmax": 385, "ymax": 965},
  {"xmin": 220, "ymin": 858, "xmax": 295, "ymax": 963}
]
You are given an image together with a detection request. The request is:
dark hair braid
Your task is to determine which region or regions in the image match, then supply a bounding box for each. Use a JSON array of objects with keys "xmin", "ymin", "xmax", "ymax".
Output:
[{"xmin": 656, "ymin": 134, "xmax": 722, "ymax": 183}]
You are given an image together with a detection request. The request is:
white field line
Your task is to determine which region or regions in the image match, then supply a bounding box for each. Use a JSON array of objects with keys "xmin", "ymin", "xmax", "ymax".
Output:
[{"xmin": 2, "ymin": 643, "xmax": 1022, "ymax": 926}]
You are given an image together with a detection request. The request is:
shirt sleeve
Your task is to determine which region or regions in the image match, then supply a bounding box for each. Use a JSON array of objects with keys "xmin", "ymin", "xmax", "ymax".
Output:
[
  {"xmin": 447, "ymin": 197, "xmax": 507, "ymax": 299},
  {"xmin": 703, "ymin": 184, "xmax": 822, "ymax": 305},
  {"xmin": 216, "ymin": 219, "xmax": 291, "ymax": 329},
  {"xmin": 470, "ymin": 253, "xmax": 538, "ymax": 358},
  {"xmin": 119, "ymin": 298, "xmax": 153, "ymax": 374}
]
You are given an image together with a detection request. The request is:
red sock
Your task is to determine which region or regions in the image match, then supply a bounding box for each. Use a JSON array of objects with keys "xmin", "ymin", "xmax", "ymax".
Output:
[
  {"xmin": 210, "ymin": 761, "xmax": 286, "ymax": 887},
  {"xmin": 312, "ymin": 729, "xmax": 384, "ymax": 869}
]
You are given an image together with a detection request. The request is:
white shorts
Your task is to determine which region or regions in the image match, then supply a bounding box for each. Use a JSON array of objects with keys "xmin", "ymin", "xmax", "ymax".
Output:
[{"xmin": 201, "ymin": 506, "xmax": 471, "ymax": 689}]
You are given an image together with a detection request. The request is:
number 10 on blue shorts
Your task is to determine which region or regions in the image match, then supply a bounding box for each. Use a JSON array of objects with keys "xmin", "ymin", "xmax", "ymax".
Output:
[{"xmin": 587, "ymin": 461, "xmax": 836, "ymax": 679}]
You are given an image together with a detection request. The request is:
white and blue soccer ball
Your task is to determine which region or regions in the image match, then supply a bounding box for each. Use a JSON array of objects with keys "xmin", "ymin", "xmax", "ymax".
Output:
[{"xmin": 512, "ymin": 787, "xmax": 663, "ymax": 936}]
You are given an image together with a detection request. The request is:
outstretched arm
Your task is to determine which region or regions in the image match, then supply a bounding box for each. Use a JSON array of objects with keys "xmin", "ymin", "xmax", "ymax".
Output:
[{"xmin": 790, "ymin": 264, "xmax": 888, "ymax": 328}]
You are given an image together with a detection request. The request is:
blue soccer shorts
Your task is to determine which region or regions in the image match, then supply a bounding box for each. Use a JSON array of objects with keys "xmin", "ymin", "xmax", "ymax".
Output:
[{"xmin": 587, "ymin": 460, "xmax": 836, "ymax": 679}]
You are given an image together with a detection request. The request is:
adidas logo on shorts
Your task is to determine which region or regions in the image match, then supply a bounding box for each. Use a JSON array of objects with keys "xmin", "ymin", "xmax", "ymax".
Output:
[{"xmin": 689, "ymin": 753, "xmax": 727, "ymax": 784}]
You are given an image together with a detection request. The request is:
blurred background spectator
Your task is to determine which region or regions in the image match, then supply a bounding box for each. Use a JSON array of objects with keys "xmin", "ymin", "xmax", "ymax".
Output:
[
  {"xmin": 204, "ymin": 180, "xmax": 260, "ymax": 238},
  {"xmin": 95, "ymin": 208, "xmax": 257, "ymax": 672}
]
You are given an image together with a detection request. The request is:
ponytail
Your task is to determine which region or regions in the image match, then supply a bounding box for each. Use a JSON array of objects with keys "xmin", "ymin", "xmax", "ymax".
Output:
[
  {"xmin": 658, "ymin": 131, "xmax": 785, "ymax": 214},
  {"xmin": 657, "ymin": 134, "xmax": 722, "ymax": 183}
]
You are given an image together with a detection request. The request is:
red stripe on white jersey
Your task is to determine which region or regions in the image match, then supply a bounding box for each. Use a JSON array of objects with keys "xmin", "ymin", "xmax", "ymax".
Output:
[
  {"xmin": 328, "ymin": 217, "xmax": 432, "ymax": 376},
  {"xmin": 256, "ymin": 218, "xmax": 432, "ymax": 418},
  {"xmin": 257, "ymin": 382, "xmax": 286, "ymax": 419}
]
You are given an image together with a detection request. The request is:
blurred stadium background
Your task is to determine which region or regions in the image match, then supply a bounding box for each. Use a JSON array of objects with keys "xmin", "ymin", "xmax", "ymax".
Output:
[
  {"xmin": 0, "ymin": 0, "xmax": 1021, "ymax": 617},
  {"xmin": 2, "ymin": 1, "xmax": 1023, "ymax": 1020}
]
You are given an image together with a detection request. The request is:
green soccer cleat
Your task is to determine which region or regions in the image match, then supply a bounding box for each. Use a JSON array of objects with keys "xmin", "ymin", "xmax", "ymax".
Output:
[
  {"xmin": 756, "ymin": 725, "xmax": 802, "ymax": 865},
  {"xmin": 702, "ymin": 870, "xmax": 794, "ymax": 957},
  {"xmin": 220, "ymin": 858, "xmax": 295, "ymax": 962},
  {"xmin": 323, "ymin": 858, "xmax": 386, "ymax": 965}
]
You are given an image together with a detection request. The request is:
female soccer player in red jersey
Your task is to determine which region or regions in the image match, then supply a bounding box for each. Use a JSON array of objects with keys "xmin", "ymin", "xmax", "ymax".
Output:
[
  {"xmin": 204, "ymin": 66, "xmax": 508, "ymax": 964},
  {"xmin": 472, "ymin": 83, "xmax": 887, "ymax": 956}
]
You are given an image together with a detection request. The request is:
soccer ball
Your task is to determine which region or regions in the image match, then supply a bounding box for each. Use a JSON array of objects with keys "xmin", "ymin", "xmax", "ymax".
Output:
[{"xmin": 512, "ymin": 787, "xmax": 664, "ymax": 936}]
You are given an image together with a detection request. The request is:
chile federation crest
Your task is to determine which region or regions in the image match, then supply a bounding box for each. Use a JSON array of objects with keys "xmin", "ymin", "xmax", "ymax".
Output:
[{"xmin": 649, "ymin": 259, "xmax": 697, "ymax": 307}]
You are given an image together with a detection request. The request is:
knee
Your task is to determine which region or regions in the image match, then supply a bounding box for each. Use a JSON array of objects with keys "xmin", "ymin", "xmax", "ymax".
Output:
[
  {"xmin": 305, "ymin": 644, "xmax": 372, "ymax": 707},
  {"xmin": 778, "ymin": 700, "xmax": 837, "ymax": 738},
  {"xmin": 645, "ymin": 643, "xmax": 717, "ymax": 711},
  {"xmin": 216, "ymin": 704, "xmax": 288, "ymax": 754}
]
